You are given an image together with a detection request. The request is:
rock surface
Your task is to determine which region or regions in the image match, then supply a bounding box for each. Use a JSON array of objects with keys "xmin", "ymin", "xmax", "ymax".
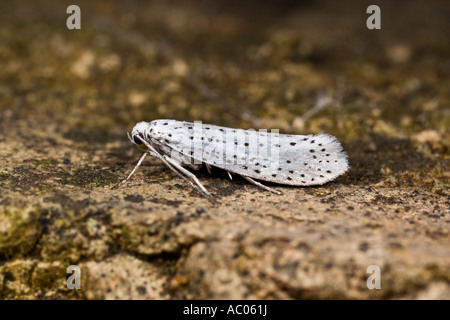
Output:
[{"xmin": 0, "ymin": 0, "xmax": 449, "ymax": 299}]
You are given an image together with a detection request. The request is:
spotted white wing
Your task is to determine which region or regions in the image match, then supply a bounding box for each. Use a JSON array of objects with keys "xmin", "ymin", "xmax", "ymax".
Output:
[{"xmin": 148, "ymin": 120, "xmax": 348, "ymax": 186}]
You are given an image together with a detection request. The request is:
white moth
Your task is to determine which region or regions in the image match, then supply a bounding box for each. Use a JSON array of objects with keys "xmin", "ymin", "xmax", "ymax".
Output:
[{"xmin": 117, "ymin": 120, "xmax": 349, "ymax": 202}]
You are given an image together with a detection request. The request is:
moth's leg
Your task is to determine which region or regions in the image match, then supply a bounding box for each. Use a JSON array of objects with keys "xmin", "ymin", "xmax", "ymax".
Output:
[
  {"xmin": 205, "ymin": 163, "xmax": 212, "ymax": 175},
  {"xmin": 242, "ymin": 176, "xmax": 282, "ymax": 195},
  {"xmin": 142, "ymin": 139, "xmax": 215, "ymax": 202},
  {"xmin": 114, "ymin": 152, "xmax": 148, "ymax": 188},
  {"xmin": 157, "ymin": 157, "xmax": 203, "ymax": 196},
  {"xmin": 137, "ymin": 136, "xmax": 165, "ymax": 161},
  {"xmin": 121, "ymin": 136, "xmax": 216, "ymax": 202},
  {"xmin": 162, "ymin": 155, "xmax": 216, "ymax": 202},
  {"xmin": 227, "ymin": 171, "xmax": 233, "ymax": 180}
]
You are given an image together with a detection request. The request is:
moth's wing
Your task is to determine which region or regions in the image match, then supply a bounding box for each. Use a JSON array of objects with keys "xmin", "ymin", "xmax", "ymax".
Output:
[
  {"xmin": 151, "ymin": 120, "xmax": 202, "ymax": 166},
  {"xmin": 197, "ymin": 131, "xmax": 348, "ymax": 186},
  {"xmin": 270, "ymin": 133, "xmax": 349, "ymax": 185},
  {"xmin": 159, "ymin": 123, "xmax": 349, "ymax": 186}
]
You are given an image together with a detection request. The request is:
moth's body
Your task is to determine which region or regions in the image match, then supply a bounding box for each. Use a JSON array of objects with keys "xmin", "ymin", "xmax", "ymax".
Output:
[{"xmin": 120, "ymin": 120, "xmax": 349, "ymax": 201}]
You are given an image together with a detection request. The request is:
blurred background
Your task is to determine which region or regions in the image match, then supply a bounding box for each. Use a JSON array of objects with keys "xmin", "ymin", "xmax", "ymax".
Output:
[{"xmin": 1, "ymin": 0, "xmax": 448, "ymax": 131}]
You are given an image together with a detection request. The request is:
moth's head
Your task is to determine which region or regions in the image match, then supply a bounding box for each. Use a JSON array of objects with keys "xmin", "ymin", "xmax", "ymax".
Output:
[{"xmin": 128, "ymin": 121, "xmax": 150, "ymax": 152}]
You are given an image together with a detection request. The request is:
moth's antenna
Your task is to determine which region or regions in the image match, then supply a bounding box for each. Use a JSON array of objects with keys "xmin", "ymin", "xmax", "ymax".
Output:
[{"xmin": 127, "ymin": 132, "xmax": 134, "ymax": 144}]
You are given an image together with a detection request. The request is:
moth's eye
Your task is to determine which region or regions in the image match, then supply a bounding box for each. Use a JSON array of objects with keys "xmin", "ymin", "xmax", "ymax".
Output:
[{"xmin": 133, "ymin": 135, "xmax": 143, "ymax": 145}]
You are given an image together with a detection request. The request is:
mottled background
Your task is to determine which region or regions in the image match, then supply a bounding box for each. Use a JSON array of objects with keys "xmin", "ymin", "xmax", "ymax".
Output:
[{"xmin": 0, "ymin": 0, "xmax": 448, "ymax": 299}]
